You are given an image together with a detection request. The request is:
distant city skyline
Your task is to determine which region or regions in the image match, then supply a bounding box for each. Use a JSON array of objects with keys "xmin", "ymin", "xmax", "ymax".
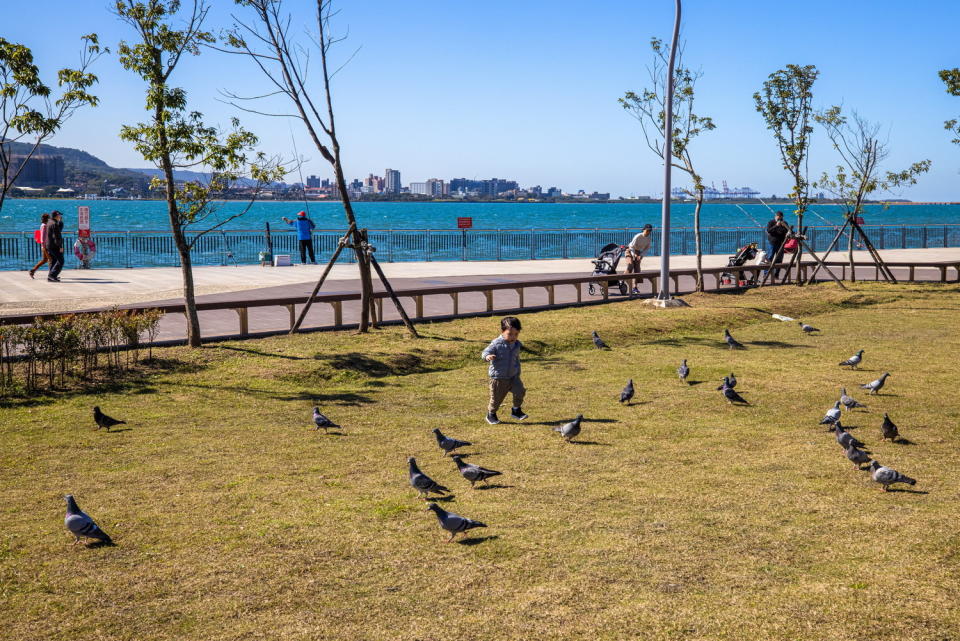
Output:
[{"xmin": 3, "ymin": 1, "xmax": 959, "ymax": 200}]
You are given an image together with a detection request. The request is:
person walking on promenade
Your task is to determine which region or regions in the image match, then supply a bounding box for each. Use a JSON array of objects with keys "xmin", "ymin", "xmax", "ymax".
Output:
[
  {"xmin": 482, "ymin": 316, "xmax": 527, "ymax": 425},
  {"xmin": 46, "ymin": 210, "xmax": 65, "ymax": 283},
  {"xmin": 625, "ymin": 223, "xmax": 653, "ymax": 294},
  {"xmin": 765, "ymin": 210, "xmax": 789, "ymax": 278},
  {"xmin": 28, "ymin": 213, "xmax": 51, "ymax": 279},
  {"xmin": 282, "ymin": 210, "xmax": 317, "ymax": 264}
]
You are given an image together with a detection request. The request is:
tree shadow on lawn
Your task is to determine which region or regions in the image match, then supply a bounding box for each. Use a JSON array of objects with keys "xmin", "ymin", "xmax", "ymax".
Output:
[
  {"xmin": 747, "ymin": 340, "xmax": 808, "ymax": 349},
  {"xmin": 171, "ymin": 381, "xmax": 376, "ymax": 406},
  {"xmin": 216, "ymin": 345, "xmax": 306, "ymax": 360}
]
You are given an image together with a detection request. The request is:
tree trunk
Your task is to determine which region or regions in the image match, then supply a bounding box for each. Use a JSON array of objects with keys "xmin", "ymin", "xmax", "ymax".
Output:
[
  {"xmin": 173, "ymin": 225, "xmax": 202, "ymax": 347},
  {"xmin": 794, "ymin": 209, "xmax": 805, "ymax": 286},
  {"xmin": 331, "ymin": 155, "xmax": 371, "ymax": 332},
  {"xmin": 693, "ymin": 193, "xmax": 704, "ymax": 292},
  {"xmin": 847, "ymin": 215, "xmax": 856, "ymax": 283}
]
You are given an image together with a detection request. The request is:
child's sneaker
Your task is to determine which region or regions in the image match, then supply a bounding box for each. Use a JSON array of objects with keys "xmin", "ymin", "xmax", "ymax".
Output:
[
  {"xmin": 510, "ymin": 407, "xmax": 528, "ymax": 421},
  {"xmin": 486, "ymin": 412, "xmax": 500, "ymax": 425}
]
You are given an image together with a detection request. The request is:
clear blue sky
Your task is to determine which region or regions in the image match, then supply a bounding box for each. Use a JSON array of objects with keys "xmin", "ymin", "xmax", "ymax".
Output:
[{"xmin": 4, "ymin": 0, "xmax": 959, "ymax": 199}]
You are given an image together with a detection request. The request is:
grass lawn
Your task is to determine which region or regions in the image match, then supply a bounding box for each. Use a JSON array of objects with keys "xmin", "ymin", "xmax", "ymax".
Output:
[{"xmin": 2, "ymin": 282, "xmax": 960, "ymax": 640}]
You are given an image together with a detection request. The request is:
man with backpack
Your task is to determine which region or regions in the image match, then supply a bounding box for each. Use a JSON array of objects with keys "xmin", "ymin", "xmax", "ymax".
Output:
[
  {"xmin": 28, "ymin": 213, "xmax": 51, "ymax": 279},
  {"xmin": 282, "ymin": 210, "xmax": 317, "ymax": 264}
]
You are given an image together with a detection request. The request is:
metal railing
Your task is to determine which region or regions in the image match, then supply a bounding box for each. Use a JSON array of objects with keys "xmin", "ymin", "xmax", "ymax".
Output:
[{"xmin": 3, "ymin": 224, "xmax": 959, "ymax": 271}]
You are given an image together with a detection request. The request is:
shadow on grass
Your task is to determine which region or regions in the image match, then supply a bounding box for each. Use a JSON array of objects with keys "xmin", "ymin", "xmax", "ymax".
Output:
[
  {"xmin": 217, "ymin": 345, "xmax": 305, "ymax": 360},
  {"xmin": 458, "ymin": 535, "xmax": 498, "ymax": 546},
  {"xmin": 639, "ymin": 336, "xmax": 721, "ymax": 348},
  {"xmin": 170, "ymin": 382, "xmax": 376, "ymax": 406},
  {"xmin": 893, "ymin": 438, "xmax": 917, "ymax": 445},
  {"xmin": 103, "ymin": 427, "xmax": 134, "ymax": 434},
  {"xmin": 748, "ymin": 340, "xmax": 808, "ymax": 349},
  {"xmin": 474, "ymin": 484, "xmax": 513, "ymax": 491},
  {"xmin": 568, "ymin": 440, "xmax": 611, "ymax": 446},
  {"xmin": 886, "ymin": 488, "xmax": 929, "ymax": 494}
]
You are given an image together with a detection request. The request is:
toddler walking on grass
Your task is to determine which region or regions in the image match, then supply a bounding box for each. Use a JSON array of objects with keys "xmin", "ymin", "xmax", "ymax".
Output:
[{"xmin": 482, "ymin": 316, "xmax": 527, "ymax": 424}]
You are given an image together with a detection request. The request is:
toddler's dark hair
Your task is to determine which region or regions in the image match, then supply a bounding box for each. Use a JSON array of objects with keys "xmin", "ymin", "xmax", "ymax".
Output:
[{"xmin": 501, "ymin": 316, "xmax": 521, "ymax": 331}]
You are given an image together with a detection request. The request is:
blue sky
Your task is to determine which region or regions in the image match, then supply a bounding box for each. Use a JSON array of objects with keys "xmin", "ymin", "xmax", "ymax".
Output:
[{"xmin": 4, "ymin": 1, "xmax": 959, "ymax": 199}]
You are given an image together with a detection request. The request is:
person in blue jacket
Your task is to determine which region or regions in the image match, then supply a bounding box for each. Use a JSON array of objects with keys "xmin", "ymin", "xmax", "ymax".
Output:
[{"xmin": 282, "ymin": 210, "xmax": 317, "ymax": 264}]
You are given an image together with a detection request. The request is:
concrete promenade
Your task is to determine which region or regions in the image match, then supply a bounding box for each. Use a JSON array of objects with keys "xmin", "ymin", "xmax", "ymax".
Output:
[{"xmin": 2, "ymin": 247, "xmax": 958, "ymax": 344}]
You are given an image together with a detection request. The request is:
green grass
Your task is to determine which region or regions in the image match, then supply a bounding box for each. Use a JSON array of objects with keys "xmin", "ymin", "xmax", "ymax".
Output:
[{"xmin": 2, "ymin": 282, "xmax": 960, "ymax": 640}]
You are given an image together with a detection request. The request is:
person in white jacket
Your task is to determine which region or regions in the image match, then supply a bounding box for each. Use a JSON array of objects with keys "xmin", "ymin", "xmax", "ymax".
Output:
[{"xmin": 625, "ymin": 224, "xmax": 653, "ymax": 293}]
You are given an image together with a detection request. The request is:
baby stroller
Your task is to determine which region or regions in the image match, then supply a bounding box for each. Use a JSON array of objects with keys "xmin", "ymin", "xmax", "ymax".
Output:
[
  {"xmin": 720, "ymin": 242, "xmax": 759, "ymax": 286},
  {"xmin": 588, "ymin": 242, "xmax": 629, "ymax": 296}
]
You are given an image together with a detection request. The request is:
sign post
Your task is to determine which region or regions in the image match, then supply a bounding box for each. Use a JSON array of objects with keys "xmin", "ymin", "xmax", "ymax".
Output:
[{"xmin": 457, "ymin": 217, "xmax": 473, "ymax": 261}]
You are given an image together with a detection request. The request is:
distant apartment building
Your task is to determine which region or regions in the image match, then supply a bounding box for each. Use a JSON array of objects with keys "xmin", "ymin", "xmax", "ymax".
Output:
[
  {"xmin": 409, "ymin": 182, "xmax": 429, "ymax": 196},
  {"xmin": 363, "ymin": 173, "xmax": 383, "ymax": 193},
  {"xmin": 546, "ymin": 187, "xmax": 562, "ymax": 198},
  {"xmin": 306, "ymin": 174, "xmax": 321, "ymax": 188},
  {"xmin": 6, "ymin": 154, "xmax": 65, "ymax": 187},
  {"xmin": 426, "ymin": 178, "xmax": 447, "ymax": 197},
  {"xmin": 384, "ymin": 168, "xmax": 401, "ymax": 195},
  {"xmin": 448, "ymin": 177, "xmax": 519, "ymax": 197}
]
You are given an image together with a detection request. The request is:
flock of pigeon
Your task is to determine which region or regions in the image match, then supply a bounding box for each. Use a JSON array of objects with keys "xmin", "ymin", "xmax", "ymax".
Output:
[{"xmin": 64, "ymin": 320, "xmax": 920, "ymax": 547}]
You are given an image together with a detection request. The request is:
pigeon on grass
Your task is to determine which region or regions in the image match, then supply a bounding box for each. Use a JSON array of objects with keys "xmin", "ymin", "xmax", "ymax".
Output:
[
  {"xmin": 451, "ymin": 455, "xmax": 502, "ymax": 487},
  {"xmin": 64, "ymin": 495, "xmax": 113, "ymax": 546},
  {"xmin": 861, "ymin": 373, "xmax": 890, "ymax": 395},
  {"xmin": 723, "ymin": 329, "xmax": 745, "ymax": 350},
  {"xmin": 845, "ymin": 444, "xmax": 872, "ymax": 470},
  {"xmin": 619, "ymin": 379, "xmax": 635, "ymax": 405},
  {"xmin": 313, "ymin": 407, "xmax": 340, "ymax": 433},
  {"xmin": 554, "ymin": 415, "xmax": 583, "ymax": 442},
  {"xmin": 592, "ymin": 331, "xmax": 609, "ymax": 349},
  {"xmin": 719, "ymin": 381, "xmax": 749, "ymax": 405},
  {"xmin": 820, "ymin": 401, "xmax": 842, "ymax": 426},
  {"xmin": 677, "ymin": 359, "xmax": 689, "ymax": 383},
  {"xmin": 433, "ymin": 428, "xmax": 471, "ymax": 456},
  {"xmin": 870, "ymin": 461, "xmax": 916, "ymax": 492},
  {"xmin": 834, "ymin": 423, "xmax": 865, "ymax": 450},
  {"xmin": 839, "ymin": 388, "xmax": 866, "ymax": 411},
  {"xmin": 408, "ymin": 457, "xmax": 449, "ymax": 499},
  {"xmin": 839, "ymin": 350, "xmax": 864, "ymax": 369},
  {"xmin": 93, "ymin": 407, "xmax": 125, "ymax": 432},
  {"xmin": 426, "ymin": 502, "xmax": 487, "ymax": 543},
  {"xmin": 880, "ymin": 414, "xmax": 900, "ymax": 442},
  {"xmin": 799, "ymin": 322, "xmax": 820, "ymax": 334}
]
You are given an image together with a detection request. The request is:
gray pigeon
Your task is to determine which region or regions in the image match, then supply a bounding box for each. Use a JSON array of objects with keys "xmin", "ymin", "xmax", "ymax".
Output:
[
  {"xmin": 677, "ymin": 359, "xmax": 689, "ymax": 383},
  {"xmin": 861, "ymin": 372, "xmax": 890, "ymax": 395},
  {"xmin": 845, "ymin": 444, "xmax": 872, "ymax": 470},
  {"xmin": 554, "ymin": 414, "xmax": 583, "ymax": 441},
  {"xmin": 619, "ymin": 379, "xmax": 634, "ymax": 404},
  {"xmin": 799, "ymin": 322, "xmax": 820, "ymax": 333},
  {"xmin": 720, "ymin": 382, "xmax": 749, "ymax": 405},
  {"xmin": 820, "ymin": 401, "xmax": 842, "ymax": 426},
  {"xmin": 64, "ymin": 495, "xmax": 112, "ymax": 545},
  {"xmin": 880, "ymin": 413, "xmax": 900, "ymax": 442},
  {"xmin": 313, "ymin": 407, "xmax": 340, "ymax": 432},
  {"xmin": 834, "ymin": 422, "xmax": 865, "ymax": 450},
  {"xmin": 723, "ymin": 328, "xmax": 745, "ymax": 350},
  {"xmin": 93, "ymin": 406, "xmax": 125, "ymax": 431},
  {"xmin": 451, "ymin": 455, "xmax": 502, "ymax": 487},
  {"xmin": 408, "ymin": 457, "xmax": 449, "ymax": 499},
  {"xmin": 426, "ymin": 502, "xmax": 487, "ymax": 543},
  {"xmin": 433, "ymin": 428, "xmax": 471, "ymax": 456},
  {"xmin": 839, "ymin": 349, "xmax": 864, "ymax": 369},
  {"xmin": 870, "ymin": 461, "xmax": 916, "ymax": 492},
  {"xmin": 727, "ymin": 372, "xmax": 737, "ymax": 389},
  {"xmin": 839, "ymin": 387, "xmax": 866, "ymax": 410},
  {"xmin": 592, "ymin": 331, "xmax": 609, "ymax": 349}
]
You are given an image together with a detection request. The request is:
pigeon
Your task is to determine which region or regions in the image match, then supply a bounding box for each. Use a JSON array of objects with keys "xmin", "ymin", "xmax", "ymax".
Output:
[
  {"xmin": 451, "ymin": 455, "xmax": 502, "ymax": 487},
  {"xmin": 407, "ymin": 457, "xmax": 449, "ymax": 499},
  {"xmin": 433, "ymin": 428, "xmax": 471, "ymax": 456},
  {"xmin": 861, "ymin": 372, "xmax": 890, "ymax": 395},
  {"xmin": 677, "ymin": 359, "xmax": 689, "ymax": 383},
  {"xmin": 93, "ymin": 406, "xmax": 125, "ymax": 432},
  {"xmin": 845, "ymin": 444, "xmax": 872, "ymax": 470},
  {"xmin": 870, "ymin": 461, "xmax": 916, "ymax": 492},
  {"xmin": 312, "ymin": 407, "xmax": 340, "ymax": 433},
  {"xmin": 716, "ymin": 376, "xmax": 730, "ymax": 391},
  {"xmin": 591, "ymin": 331, "xmax": 609, "ymax": 349},
  {"xmin": 820, "ymin": 401, "xmax": 842, "ymax": 426},
  {"xmin": 426, "ymin": 502, "xmax": 487, "ymax": 543},
  {"xmin": 619, "ymin": 379, "xmax": 634, "ymax": 404},
  {"xmin": 799, "ymin": 322, "xmax": 820, "ymax": 333},
  {"xmin": 839, "ymin": 349, "xmax": 864, "ymax": 369},
  {"xmin": 723, "ymin": 328, "xmax": 745, "ymax": 350},
  {"xmin": 720, "ymin": 381, "xmax": 749, "ymax": 405},
  {"xmin": 64, "ymin": 495, "xmax": 112, "ymax": 546},
  {"xmin": 834, "ymin": 422, "xmax": 865, "ymax": 450},
  {"xmin": 839, "ymin": 387, "xmax": 866, "ymax": 411},
  {"xmin": 727, "ymin": 372, "xmax": 737, "ymax": 389},
  {"xmin": 554, "ymin": 414, "xmax": 583, "ymax": 441},
  {"xmin": 880, "ymin": 413, "xmax": 900, "ymax": 442}
]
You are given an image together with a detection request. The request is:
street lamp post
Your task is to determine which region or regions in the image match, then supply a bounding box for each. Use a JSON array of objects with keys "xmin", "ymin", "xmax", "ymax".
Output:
[{"xmin": 657, "ymin": 0, "xmax": 682, "ymax": 302}]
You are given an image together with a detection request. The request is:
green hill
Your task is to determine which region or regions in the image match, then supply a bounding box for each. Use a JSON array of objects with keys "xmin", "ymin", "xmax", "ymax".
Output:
[{"xmin": 5, "ymin": 141, "xmax": 148, "ymax": 195}]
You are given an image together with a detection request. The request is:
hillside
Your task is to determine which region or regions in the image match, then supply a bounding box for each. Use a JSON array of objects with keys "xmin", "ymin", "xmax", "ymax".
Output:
[{"xmin": 4, "ymin": 141, "xmax": 148, "ymax": 194}]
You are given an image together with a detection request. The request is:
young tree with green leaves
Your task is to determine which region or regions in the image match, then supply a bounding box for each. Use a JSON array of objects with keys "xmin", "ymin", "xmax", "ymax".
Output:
[
  {"xmin": 753, "ymin": 64, "xmax": 817, "ymax": 283},
  {"xmin": 620, "ymin": 38, "xmax": 715, "ymax": 292},
  {"xmin": 812, "ymin": 106, "xmax": 930, "ymax": 282},
  {"xmin": 0, "ymin": 35, "xmax": 103, "ymax": 213},
  {"xmin": 115, "ymin": 0, "xmax": 284, "ymax": 347},
  {"xmin": 940, "ymin": 68, "xmax": 960, "ymax": 145}
]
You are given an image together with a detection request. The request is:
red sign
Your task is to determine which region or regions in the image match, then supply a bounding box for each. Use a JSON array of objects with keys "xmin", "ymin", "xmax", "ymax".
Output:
[{"xmin": 457, "ymin": 217, "xmax": 473, "ymax": 229}]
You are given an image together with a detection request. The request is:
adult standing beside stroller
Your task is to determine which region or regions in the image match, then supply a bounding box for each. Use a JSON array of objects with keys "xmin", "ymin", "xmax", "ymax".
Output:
[
  {"xmin": 765, "ymin": 211, "xmax": 789, "ymax": 278},
  {"xmin": 625, "ymin": 224, "xmax": 653, "ymax": 294},
  {"xmin": 28, "ymin": 213, "xmax": 51, "ymax": 279},
  {"xmin": 282, "ymin": 210, "xmax": 317, "ymax": 264},
  {"xmin": 46, "ymin": 210, "xmax": 65, "ymax": 282}
]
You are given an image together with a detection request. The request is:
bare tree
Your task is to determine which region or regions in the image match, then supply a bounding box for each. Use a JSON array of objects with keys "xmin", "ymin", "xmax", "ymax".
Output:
[
  {"xmin": 224, "ymin": 0, "xmax": 377, "ymax": 332},
  {"xmin": 620, "ymin": 38, "xmax": 715, "ymax": 292}
]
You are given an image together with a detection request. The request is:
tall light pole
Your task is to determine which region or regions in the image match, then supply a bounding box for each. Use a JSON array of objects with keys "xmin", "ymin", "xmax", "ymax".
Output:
[{"xmin": 657, "ymin": 0, "xmax": 682, "ymax": 302}]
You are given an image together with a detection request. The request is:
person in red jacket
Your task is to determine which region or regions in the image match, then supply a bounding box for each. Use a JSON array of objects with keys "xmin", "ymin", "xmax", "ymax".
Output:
[{"xmin": 28, "ymin": 213, "xmax": 51, "ymax": 279}]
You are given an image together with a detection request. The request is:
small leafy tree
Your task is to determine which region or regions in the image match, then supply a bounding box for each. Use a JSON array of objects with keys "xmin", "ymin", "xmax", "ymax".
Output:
[
  {"xmin": 0, "ymin": 35, "xmax": 103, "ymax": 213},
  {"xmin": 115, "ymin": 0, "xmax": 284, "ymax": 347},
  {"xmin": 813, "ymin": 106, "xmax": 930, "ymax": 280},
  {"xmin": 620, "ymin": 38, "xmax": 715, "ymax": 292},
  {"xmin": 753, "ymin": 64, "xmax": 818, "ymax": 282},
  {"xmin": 940, "ymin": 68, "xmax": 960, "ymax": 145}
]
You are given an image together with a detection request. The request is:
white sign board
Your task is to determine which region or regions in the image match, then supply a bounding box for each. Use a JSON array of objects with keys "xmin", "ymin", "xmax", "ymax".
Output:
[{"xmin": 77, "ymin": 206, "xmax": 91, "ymax": 230}]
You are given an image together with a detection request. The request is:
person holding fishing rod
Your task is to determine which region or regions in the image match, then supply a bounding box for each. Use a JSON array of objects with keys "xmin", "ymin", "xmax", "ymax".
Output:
[{"xmin": 282, "ymin": 210, "xmax": 317, "ymax": 264}]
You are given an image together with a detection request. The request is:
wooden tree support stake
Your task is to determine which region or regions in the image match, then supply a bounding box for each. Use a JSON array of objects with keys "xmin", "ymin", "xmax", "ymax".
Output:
[
  {"xmin": 369, "ymin": 254, "xmax": 420, "ymax": 338},
  {"xmin": 290, "ymin": 223, "xmax": 356, "ymax": 334}
]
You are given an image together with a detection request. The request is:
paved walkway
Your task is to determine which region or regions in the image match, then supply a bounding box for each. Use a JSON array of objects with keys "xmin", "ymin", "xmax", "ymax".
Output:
[{"xmin": 2, "ymin": 247, "xmax": 958, "ymax": 344}]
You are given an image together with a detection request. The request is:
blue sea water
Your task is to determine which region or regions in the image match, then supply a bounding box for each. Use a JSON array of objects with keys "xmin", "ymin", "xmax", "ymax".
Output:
[{"xmin": 1, "ymin": 198, "xmax": 958, "ymax": 232}]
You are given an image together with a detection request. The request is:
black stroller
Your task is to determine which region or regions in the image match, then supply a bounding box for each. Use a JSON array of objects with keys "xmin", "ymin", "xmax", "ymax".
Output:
[
  {"xmin": 588, "ymin": 243, "xmax": 629, "ymax": 296},
  {"xmin": 720, "ymin": 242, "xmax": 760, "ymax": 286}
]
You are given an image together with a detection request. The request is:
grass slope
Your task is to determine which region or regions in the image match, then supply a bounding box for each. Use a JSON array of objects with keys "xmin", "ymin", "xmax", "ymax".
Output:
[{"xmin": 2, "ymin": 283, "xmax": 959, "ymax": 640}]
